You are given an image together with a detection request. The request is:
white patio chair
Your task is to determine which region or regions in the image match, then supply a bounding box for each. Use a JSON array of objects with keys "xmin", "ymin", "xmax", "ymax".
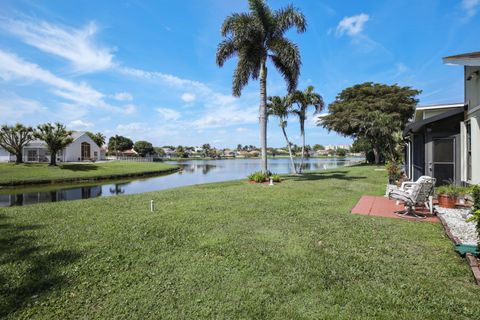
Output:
[{"xmin": 388, "ymin": 176, "xmax": 436, "ymax": 218}]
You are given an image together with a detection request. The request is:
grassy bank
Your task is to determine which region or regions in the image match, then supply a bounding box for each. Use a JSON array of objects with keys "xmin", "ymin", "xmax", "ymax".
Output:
[
  {"xmin": 0, "ymin": 162, "xmax": 179, "ymax": 186},
  {"xmin": 1, "ymin": 165, "xmax": 479, "ymax": 319}
]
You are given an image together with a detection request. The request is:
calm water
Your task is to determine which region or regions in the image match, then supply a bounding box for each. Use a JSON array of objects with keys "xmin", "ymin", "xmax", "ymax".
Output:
[{"xmin": 0, "ymin": 157, "xmax": 362, "ymax": 207}]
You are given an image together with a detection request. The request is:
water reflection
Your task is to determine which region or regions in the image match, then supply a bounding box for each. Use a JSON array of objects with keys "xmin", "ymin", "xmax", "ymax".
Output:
[
  {"xmin": 1, "ymin": 185, "xmax": 103, "ymax": 207},
  {"xmin": 0, "ymin": 157, "xmax": 362, "ymax": 207}
]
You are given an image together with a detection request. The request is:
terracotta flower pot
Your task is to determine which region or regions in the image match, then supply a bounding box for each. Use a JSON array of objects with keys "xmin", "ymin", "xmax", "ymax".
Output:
[{"xmin": 438, "ymin": 194, "xmax": 457, "ymax": 208}]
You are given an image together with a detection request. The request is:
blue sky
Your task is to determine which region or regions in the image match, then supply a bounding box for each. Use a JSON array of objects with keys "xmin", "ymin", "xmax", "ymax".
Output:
[{"xmin": 0, "ymin": 0, "xmax": 479, "ymax": 148}]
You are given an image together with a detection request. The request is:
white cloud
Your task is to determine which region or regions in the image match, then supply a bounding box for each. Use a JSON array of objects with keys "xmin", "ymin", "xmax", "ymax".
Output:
[
  {"xmin": 113, "ymin": 91, "xmax": 133, "ymax": 101},
  {"xmin": 181, "ymin": 92, "xmax": 196, "ymax": 103},
  {"xmin": 68, "ymin": 119, "xmax": 94, "ymax": 130},
  {"xmin": 116, "ymin": 122, "xmax": 145, "ymax": 133},
  {"xmin": 0, "ymin": 17, "xmax": 114, "ymax": 73},
  {"xmin": 336, "ymin": 13, "xmax": 369, "ymax": 37},
  {"xmin": 236, "ymin": 127, "xmax": 248, "ymax": 133},
  {"xmin": 0, "ymin": 50, "xmax": 134, "ymax": 115},
  {"xmin": 156, "ymin": 107, "xmax": 181, "ymax": 120},
  {"xmin": 0, "ymin": 93, "xmax": 47, "ymax": 123},
  {"xmin": 462, "ymin": 0, "xmax": 480, "ymax": 18}
]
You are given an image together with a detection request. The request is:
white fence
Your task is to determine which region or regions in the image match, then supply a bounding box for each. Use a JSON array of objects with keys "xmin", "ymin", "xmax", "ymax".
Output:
[{"xmin": 107, "ymin": 156, "xmax": 157, "ymax": 162}]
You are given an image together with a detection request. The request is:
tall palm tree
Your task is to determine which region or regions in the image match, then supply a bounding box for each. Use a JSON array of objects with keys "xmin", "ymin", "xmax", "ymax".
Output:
[
  {"xmin": 34, "ymin": 123, "xmax": 73, "ymax": 166},
  {"xmin": 267, "ymin": 95, "xmax": 297, "ymax": 174},
  {"xmin": 216, "ymin": 0, "xmax": 306, "ymax": 173},
  {"xmin": 291, "ymin": 86, "xmax": 324, "ymax": 173}
]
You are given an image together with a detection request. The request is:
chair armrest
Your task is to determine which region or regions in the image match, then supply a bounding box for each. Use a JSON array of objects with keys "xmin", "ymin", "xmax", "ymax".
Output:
[{"xmin": 399, "ymin": 181, "xmax": 417, "ymax": 190}]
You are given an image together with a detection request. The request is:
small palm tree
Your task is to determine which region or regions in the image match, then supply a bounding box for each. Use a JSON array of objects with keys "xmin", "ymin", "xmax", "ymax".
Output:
[
  {"xmin": 267, "ymin": 95, "xmax": 297, "ymax": 174},
  {"xmin": 291, "ymin": 86, "xmax": 324, "ymax": 173},
  {"xmin": 216, "ymin": 0, "xmax": 306, "ymax": 173},
  {"xmin": 34, "ymin": 123, "xmax": 73, "ymax": 166}
]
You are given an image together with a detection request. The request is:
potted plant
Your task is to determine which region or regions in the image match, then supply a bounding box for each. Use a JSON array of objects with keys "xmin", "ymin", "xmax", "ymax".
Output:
[{"xmin": 436, "ymin": 185, "xmax": 460, "ymax": 208}]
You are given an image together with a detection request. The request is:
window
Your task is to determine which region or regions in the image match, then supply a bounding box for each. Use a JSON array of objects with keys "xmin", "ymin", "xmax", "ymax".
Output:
[
  {"xmin": 433, "ymin": 138, "xmax": 455, "ymax": 185},
  {"xmin": 81, "ymin": 142, "xmax": 91, "ymax": 160}
]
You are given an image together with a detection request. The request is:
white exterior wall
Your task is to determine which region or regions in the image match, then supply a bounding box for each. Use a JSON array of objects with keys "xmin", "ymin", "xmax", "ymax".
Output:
[
  {"xmin": 0, "ymin": 148, "xmax": 11, "ymax": 162},
  {"xmin": 469, "ymin": 109, "xmax": 480, "ymax": 184},
  {"xmin": 64, "ymin": 134, "xmax": 101, "ymax": 162},
  {"xmin": 465, "ymin": 66, "xmax": 480, "ymax": 110}
]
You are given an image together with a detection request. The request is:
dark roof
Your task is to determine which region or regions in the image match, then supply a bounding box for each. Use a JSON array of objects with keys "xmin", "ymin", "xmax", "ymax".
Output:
[
  {"xmin": 443, "ymin": 51, "xmax": 480, "ymax": 66},
  {"xmin": 403, "ymin": 108, "xmax": 464, "ymax": 136}
]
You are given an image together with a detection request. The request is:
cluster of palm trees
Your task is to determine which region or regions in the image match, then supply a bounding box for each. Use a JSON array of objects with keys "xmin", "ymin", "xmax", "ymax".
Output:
[
  {"xmin": 268, "ymin": 86, "xmax": 323, "ymax": 174},
  {"xmin": 216, "ymin": 0, "xmax": 323, "ymax": 173}
]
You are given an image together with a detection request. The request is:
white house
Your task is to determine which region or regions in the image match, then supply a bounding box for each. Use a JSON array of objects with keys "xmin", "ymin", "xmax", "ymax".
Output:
[
  {"xmin": 403, "ymin": 51, "xmax": 480, "ymax": 185},
  {"xmin": 0, "ymin": 131, "xmax": 103, "ymax": 163}
]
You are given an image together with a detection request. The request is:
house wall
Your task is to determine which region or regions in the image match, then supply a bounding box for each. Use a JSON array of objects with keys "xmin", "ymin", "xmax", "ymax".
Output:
[
  {"xmin": 469, "ymin": 109, "xmax": 480, "ymax": 184},
  {"xmin": 0, "ymin": 148, "xmax": 11, "ymax": 162},
  {"xmin": 465, "ymin": 66, "xmax": 480, "ymax": 110},
  {"xmin": 64, "ymin": 134, "xmax": 101, "ymax": 162}
]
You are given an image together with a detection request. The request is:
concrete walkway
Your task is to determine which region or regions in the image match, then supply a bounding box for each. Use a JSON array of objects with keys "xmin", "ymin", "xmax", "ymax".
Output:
[{"xmin": 351, "ymin": 195, "xmax": 439, "ymax": 222}]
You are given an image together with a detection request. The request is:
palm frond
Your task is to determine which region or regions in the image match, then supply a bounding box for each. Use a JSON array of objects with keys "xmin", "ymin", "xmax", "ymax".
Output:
[
  {"xmin": 216, "ymin": 39, "xmax": 236, "ymax": 67},
  {"xmin": 220, "ymin": 13, "xmax": 254, "ymax": 37},
  {"xmin": 248, "ymin": 0, "xmax": 273, "ymax": 34},
  {"xmin": 268, "ymin": 37, "xmax": 301, "ymax": 93},
  {"xmin": 274, "ymin": 4, "xmax": 306, "ymax": 36}
]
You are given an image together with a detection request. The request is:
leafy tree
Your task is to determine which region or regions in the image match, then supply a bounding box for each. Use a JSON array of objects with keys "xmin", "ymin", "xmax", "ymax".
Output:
[
  {"xmin": 86, "ymin": 132, "xmax": 106, "ymax": 148},
  {"xmin": 154, "ymin": 147, "xmax": 166, "ymax": 157},
  {"xmin": 176, "ymin": 146, "xmax": 189, "ymax": 158},
  {"xmin": 0, "ymin": 124, "xmax": 35, "ymax": 164},
  {"xmin": 313, "ymin": 144, "xmax": 325, "ymax": 151},
  {"xmin": 34, "ymin": 123, "xmax": 73, "ymax": 166},
  {"xmin": 268, "ymin": 95, "xmax": 297, "ymax": 173},
  {"xmin": 237, "ymin": 144, "xmax": 242, "ymax": 151},
  {"xmin": 134, "ymin": 140, "xmax": 154, "ymax": 157},
  {"xmin": 216, "ymin": 0, "xmax": 306, "ymax": 173},
  {"xmin": 320, "ymin": 82, "xmax": 420, "ymax": 164},
  {"xmin": 291, "ymin": 86, "xmax": 324, "ymax": 172},
  {"xmin": 108, "ymin": 135, "xmax": 133, "ymax": 155},
  {"xmin": 335, "ymin": 148, "xmax": 347, "ymax": 157}
]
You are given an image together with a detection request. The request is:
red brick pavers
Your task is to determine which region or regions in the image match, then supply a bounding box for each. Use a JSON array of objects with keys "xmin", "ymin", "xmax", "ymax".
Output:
[{"xmin": 351, "ymin": 195, "xmax": 439, "ymax": 223}]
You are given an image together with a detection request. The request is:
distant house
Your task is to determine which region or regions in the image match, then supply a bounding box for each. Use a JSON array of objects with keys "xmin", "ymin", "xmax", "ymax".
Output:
[
  {"xmin": 0, "ymin": 131, "xmax": 103, "ymax": 163},
  {"xmin": 404, "ymin": 51, "xmax": 480, "ymax": 185},
  {"xmin": 120, "ymin": 149, "xmax": 138, "ymax": 157},
  {"xmin": 222, "ymin": 148, "xmax": 236, "ymax": 158},
  {"xmin": 162, "ymin": 148, "xmax": 177, "ymax": 158},
  {"xmin": 314, "ymin": 149, "xmax": 330, "ymax": 156}
]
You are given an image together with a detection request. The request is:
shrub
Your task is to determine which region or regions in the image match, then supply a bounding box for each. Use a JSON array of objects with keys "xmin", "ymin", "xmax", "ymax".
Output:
[
  {"xmin": 271, "ymin": 174, "xmax": 281, "ymax": 182},
  {"xmin": 385, "ymin": 161, "xmax": 401, "ymax": 183},
  {"xmin": 247, "ymin": 171, "xmax": 281, "ymax": 183},
  {"xmin": 436, "ymin": 185, "xmax": 461, "ymax": 198},
  {"xmin": 466, "ymin": 185, "xmax": 480, "ymax": 252},
  {"xmin": 248, "ymin": 171, "xmax": 269, "ymax": 183},
  {"xmin": 472, "ymin": 185, "xmax": 480, "ymax": 212}
]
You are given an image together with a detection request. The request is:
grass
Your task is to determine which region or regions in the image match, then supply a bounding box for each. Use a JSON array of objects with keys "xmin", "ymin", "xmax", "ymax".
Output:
[
  {"xmin": 1, "ymin": 165, "xmax": 479, "ymax": 319},
  {"xmin": 0, "ymin": 162, "xmax": 179, "ymax": 186}
]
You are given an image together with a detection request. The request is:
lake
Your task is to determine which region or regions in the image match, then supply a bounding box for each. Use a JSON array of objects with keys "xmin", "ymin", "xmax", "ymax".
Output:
[{"xmin": 0, "ymin": 157, "xmax": 362, "ymax": 207}]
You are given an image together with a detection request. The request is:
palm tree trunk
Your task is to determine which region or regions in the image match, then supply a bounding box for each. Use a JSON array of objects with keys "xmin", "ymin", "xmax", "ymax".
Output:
[
  {"xmin": 299, "ymin": 119, "xmax": 305, "ymax": 174},
  {"xmin": 259, "ymin": 61, "xmax": 268, "ymax": 173},
  {"xmin": 280, "ymin": 125, "xmax": 297, "ymax": 174}
]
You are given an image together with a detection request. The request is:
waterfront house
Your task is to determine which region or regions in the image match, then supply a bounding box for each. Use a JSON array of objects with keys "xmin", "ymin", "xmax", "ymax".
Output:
[
  {"xmin": 0, "ymin": 131, "xmax": 103, "ymax": 163},
  {"xmin": 403, "ymin": 51, "xmax": 480, "ymax": 185}
]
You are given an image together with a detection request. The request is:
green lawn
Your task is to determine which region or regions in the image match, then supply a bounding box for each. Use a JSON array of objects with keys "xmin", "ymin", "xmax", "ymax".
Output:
[
  {"xmin": 1, "ymin": 165, "xmax": 479, "ymax": 319},
  {"xmin": 0, "ymin": 162, "xmax": 179, "ymax": 186}
]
